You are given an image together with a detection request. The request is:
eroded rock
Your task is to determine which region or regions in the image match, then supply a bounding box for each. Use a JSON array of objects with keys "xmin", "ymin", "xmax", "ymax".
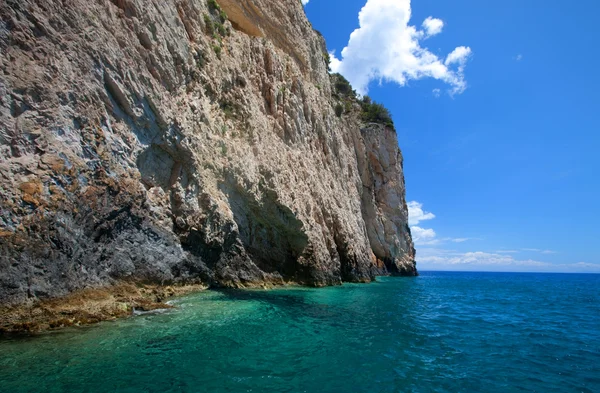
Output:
[{"xmin": 0, "ymin": 0, "xmax": 415, "ymax": 307}]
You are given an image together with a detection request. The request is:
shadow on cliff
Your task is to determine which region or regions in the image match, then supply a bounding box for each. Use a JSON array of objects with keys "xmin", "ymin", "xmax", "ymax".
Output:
[{"xmin": 218, "ymin": 170, "xmax": 312, "ymax": 282}]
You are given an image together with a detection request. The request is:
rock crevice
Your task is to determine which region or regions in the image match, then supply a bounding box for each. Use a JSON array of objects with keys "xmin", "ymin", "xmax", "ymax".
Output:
[{"xmin": 0, "ymin": 0, "xmax": 416, "ymax": 306}]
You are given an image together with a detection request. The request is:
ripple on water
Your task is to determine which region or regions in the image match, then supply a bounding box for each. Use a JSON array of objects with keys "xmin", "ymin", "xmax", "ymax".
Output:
[{"xmin": 0, "ymin": 272, "xmax": 599, "ymax": 393}]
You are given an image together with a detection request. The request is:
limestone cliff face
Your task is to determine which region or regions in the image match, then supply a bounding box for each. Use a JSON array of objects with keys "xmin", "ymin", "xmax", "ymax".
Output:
[{"xmin": 0, "ymin": 0, "xmax": 415, "ymax": 305}]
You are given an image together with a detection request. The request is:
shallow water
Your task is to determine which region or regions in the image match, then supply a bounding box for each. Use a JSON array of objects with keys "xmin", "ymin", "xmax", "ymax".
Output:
[{"xmin": 1, "ymin": 272, "xmax": 599, "ymax": 393}]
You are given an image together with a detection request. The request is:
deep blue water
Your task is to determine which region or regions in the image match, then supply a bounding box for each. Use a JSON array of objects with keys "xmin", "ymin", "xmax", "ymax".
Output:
[{"xmin": 0, "ymin": 271, "xmax": 598, "ymax": 393}]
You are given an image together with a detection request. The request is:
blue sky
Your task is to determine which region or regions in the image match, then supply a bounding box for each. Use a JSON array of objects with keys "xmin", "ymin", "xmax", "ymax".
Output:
[{"xmin": 303, "ymin": 0, "xmax": 600, "ymax": 272}]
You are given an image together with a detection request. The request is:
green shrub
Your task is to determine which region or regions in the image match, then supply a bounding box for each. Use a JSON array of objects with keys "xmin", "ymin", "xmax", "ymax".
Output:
[
  {"xmin": 205, "ymin": 11, "xmax": 228, "ymax": 37},
  {"xmin": 360, "ymin": 98, "xmax": 394, "ymax": 128},
  {"xmin": 220, "ymin": 101, "xmax": 236, "ymax": 120},
  {"xmin": 216, "ymin": 22, "xmax": 227, "ymax": 36},
  {"xmin": 213, "ymin": 44, "xmax": 222, "ymax": 58},
  {"xmin": 203, "ymin": 14, "xmax": 214, "ymax": 35},
  {"xmin": 219, "ymin": 9, "xmax": 227, "ymax": 23},
  {"xmin": 207, "ymin": 0, "xmax": 219, "ymax": 11},
  {"xmin": 335, "ymin": 103, "xmax": 343, "ymax": 118},
  {"xmin": 195, "ymin": 49, "xmax": 207, "ymax": 69},
  {"xmin": 332, "ymin": 73, "xmax": 354, "ymax": 97},
  {"xmin": 323, "ymin": 52, "xmax": 331, "ymax": 72},
  {"xmin": 344, "ymin": 101, "xmax": 353, "ymax": 113}
]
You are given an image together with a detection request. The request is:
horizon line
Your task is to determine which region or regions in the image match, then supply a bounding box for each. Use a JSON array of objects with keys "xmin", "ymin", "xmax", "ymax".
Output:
[{"xmin": 417, "ymin": 269, "xmax": 600, "ymax": 275}]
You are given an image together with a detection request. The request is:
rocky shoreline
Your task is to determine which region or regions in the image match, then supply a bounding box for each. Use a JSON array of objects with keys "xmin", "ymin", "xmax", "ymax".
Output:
[
  {"xmin": 0, "ymin": 282, "xmax": 208, "ymax": 334},
  {"xmin": 0, "ymin": 273, "xmax": 418, "ymax": 334}
]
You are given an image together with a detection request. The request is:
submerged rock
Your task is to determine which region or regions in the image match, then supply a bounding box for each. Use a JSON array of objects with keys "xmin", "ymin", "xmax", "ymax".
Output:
[{"xmin": 0, "ymin": 0, "xmax": 415, "ymax": 310}]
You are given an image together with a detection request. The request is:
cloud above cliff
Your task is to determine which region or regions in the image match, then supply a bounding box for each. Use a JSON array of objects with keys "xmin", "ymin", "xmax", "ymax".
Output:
[
  {"xmin": 422, "ymin": 17, "xmax": 444, "ymax": 37},
  {"xmin": 302, "ymin": 0, "xmax": 309, "ymax": 5},
  {"xmin": 329, "ymin": 0, "xmax": 472, "ymax": 95}
]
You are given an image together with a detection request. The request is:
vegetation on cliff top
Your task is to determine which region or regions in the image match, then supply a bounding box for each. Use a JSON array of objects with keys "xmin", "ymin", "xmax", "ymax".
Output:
[
  {"xmin": 330, "ymin": 73, "xmax": 394, "ymax": 128},
  {"xmin": 360, "ymin": 96, "xmax": 394, "ymax": 128}
]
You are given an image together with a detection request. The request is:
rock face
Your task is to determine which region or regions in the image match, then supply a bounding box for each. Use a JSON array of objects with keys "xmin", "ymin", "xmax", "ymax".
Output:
[{"xmin": 0, "ymin": 0, "xmax": 416, "ymax": 305}]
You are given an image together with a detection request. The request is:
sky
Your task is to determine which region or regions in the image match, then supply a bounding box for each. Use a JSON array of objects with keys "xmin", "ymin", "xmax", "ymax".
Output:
[{"xmin": 303, "ymin": 0, "xmax": 600, "ymax": 273}]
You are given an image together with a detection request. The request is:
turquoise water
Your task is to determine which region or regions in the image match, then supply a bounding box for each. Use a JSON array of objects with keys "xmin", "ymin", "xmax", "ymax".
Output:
[{"xmin": 0, "ymin": 272, "xmax": 598, "ymax": 393}]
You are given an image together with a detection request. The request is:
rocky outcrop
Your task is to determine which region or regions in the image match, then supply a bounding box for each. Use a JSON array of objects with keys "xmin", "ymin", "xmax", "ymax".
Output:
[
  {"xmin": 0, "ymin": 0, "xmax": 415, "ymax": 306},
  {"xmin": 0, "ymin": 283, "xmax": 207, "ymax": 333}
]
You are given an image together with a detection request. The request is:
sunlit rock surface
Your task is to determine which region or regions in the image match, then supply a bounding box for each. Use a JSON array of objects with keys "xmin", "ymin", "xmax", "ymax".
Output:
[{"xmin": 0, "ymin": 0, "xmax": 415, "ymax": 306}]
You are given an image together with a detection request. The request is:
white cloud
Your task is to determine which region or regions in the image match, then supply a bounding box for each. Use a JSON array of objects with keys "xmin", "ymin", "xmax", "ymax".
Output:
[
  {"xmin": 302, "ymin": 0, "xmax": 309, "ymax": 5},
  {"xmin": 515, "ymin": 54, "xmax": 523, "ymax": 61},
  {"xmin": 408, "ymin": 202, "xmax": 472, "ymax": 245},
  {"xmin": 451, "ymin": 238, "xmax": 470, "ymax": 243},
  {"xmin": 495, "ymin": 249, "xmax": 557, "ymax": 255},
  {"xmin": 451, "ymin": 252, "xmax": 546, "ymax": 266},
  {"xmin": 418, "ymin": 250, "xmax": 549, "ymax": 268},
  {"xmin": 445, "ymin": 46, "xmax": 471, "ymax": 66},
  {"xmin": 407, "ymin": 201, "xmax": 435, "ymax": 225},
  {"xmin": 571, "ymin": 262, "xmax": 600, "ymax": 270},
  {"xmin": 330, "ymin": 0, "xmax": 472, "ymax": 95},
  {"xmin": 329, "ymin": 50, "xmax": 341, "ymax": 71},
  {"xmin": 405, "ymin": 204, "xmax": 577, "ymax": 272},
  {"xmin": 522, "ymin": 248, "xmax": 557, "ymax": 255},
  {"xmin": 416, "ymin": 249, "xmax": 600, "ymax": 273},
  {"xmin": 432, "ymin": 88, "xmax": 441, "ymax": 98},
  {"xmin": 411, "ymin": 226, "xmax": 438, "ymax": 245},
  {"xmin": 408, "ymin": 201, "xmax": 437, "ymax": 245},
  {"xmin": 422, "ymin": 17, "xmax": 444, "ymax": 37}
]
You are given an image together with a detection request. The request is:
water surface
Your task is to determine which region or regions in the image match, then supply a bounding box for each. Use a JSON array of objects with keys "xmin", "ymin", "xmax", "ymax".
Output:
[{"xmin": 1, "ymin": 272, "xmax": 598, "ymax": 392}]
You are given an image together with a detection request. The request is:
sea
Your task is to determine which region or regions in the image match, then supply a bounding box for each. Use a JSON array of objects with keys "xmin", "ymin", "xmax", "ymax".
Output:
[{"xmin": 0, "ymin": 271, "xmax": 598, "ymax": 393}]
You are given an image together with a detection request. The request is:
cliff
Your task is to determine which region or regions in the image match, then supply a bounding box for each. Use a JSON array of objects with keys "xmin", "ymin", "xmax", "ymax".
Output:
[{"xmin": 0, "ymin": 0, "xmax": 416, "ymax": 313}]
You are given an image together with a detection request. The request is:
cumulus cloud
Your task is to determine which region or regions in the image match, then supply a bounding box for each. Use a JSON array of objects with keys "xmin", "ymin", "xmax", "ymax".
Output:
[
  {"xmin": 411, "ymin": 226, "xmax": 438, "ymax": 245},
  {"xmin": 422, "ymin": 17, "xmax": 444, "ymax": 37},
  {"xmin": 407, "ymin": 201, "xmax": 437, "ymax": 245},
  {"xmin": 407, "ymin": 201, "xmax": 435, "ymax": 226},
  {"xmin": 329, "ymin": 0, "xmax": 472, "ymax": 95},
  {"xmin": 445, "ymin": 46, "xmax": 471, "ymax": 66},
  {"xmin": 408, "ymin": 201, "xmax": 471, "ymax": 245},
  {"xmin": 302, "ymin": 0, "xmax": 309, "ymax": 5}
]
